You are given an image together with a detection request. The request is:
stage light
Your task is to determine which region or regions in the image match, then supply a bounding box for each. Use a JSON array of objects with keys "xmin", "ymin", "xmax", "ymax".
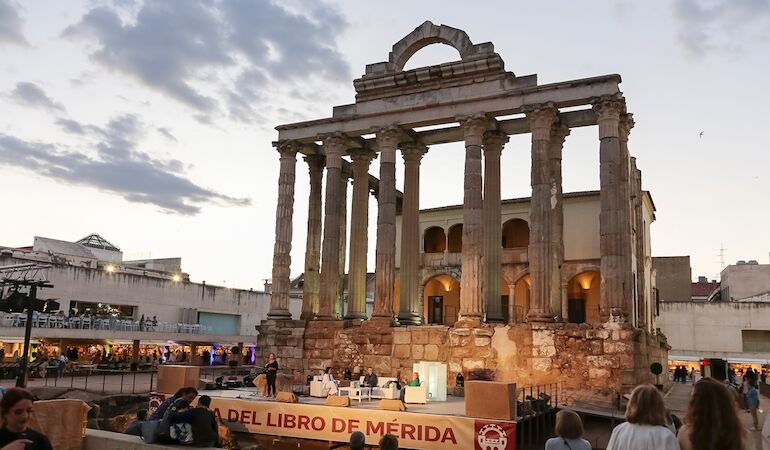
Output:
[
  {"xmin": 105, "ymin": 265, "xmax": 115, "ymax": 273},
  {"xmin": 172, "ymin": 274, "xmax": 181, "ymax": 282}
]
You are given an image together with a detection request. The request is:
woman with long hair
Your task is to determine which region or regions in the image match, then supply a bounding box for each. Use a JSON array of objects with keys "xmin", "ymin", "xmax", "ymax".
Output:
[
  {"xmin": 606, "ymin": 384, "xmax": 679, "ymax": 450},
  {"xmin": 264, "ymin": 353, "xmax": 279, "ymax": 398},
  {"xmin": 0, "ymin": 388, "xmax": 52, "ymax": 450},
  {"xmin": 545, "ymin": 409, "xmax": 591, "ymax": 450},
  {"xmin": 678, "ymin": 378, "xmax": 746, "ymax": 450}
]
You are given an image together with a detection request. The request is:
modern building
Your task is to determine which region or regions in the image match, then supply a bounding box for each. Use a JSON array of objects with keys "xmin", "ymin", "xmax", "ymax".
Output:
[
  {"xmin": 658, "ymin": 260, "xmax": 770, "ymax": 374},
  {"xmin": 652, "ymin": 256, "xmax": 691, "ymax": 303},
  {"xmin": 0, "ymin": 234, "xmax": 290, "ymax": 364}
]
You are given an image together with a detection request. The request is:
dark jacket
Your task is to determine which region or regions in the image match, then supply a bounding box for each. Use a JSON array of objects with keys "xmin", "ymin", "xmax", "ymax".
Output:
[
  {"xmin": 363, "ymin": 373, "xmax": 378, "ymax": 387},
  {"xmin": 174, "ymin": 407, "xmax": 219, "ymax": 447},
  {"xmin": 149, "ymin": 396, "xmax": 178, "ymax": 420}
]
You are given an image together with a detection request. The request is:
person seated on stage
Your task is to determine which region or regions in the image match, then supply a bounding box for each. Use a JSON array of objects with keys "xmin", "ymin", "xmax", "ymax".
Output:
[
  {"xmin": 379, "ymin": 434, "xmax": 399, "ymax": 450},
  {"xmin": 321, "ymin": 367, "xmax": 339, "ymax": 396},
  {"xmin": 399, "ymin": 372, "xmax": 421, "ymax": 401},
  {"xmin": 362, "ymin": 367, "xmax": 378, "ymax": 388},
  {"xmin": 349, "ymin": 431, "xmax": 366, "ymax": 450}
]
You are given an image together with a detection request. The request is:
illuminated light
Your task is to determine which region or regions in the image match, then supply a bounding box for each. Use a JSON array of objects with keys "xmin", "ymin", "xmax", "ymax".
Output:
[
  {"xmin": 105, "ymin": 265, "xmax": 116, "ymax": 273},
  {"xmin": 575, "ymin": 272, "xmax": 597, "ymax": 290},
  {"xmin": 172, "ymin": 274, "xmax": 182, "ymax": 282}
]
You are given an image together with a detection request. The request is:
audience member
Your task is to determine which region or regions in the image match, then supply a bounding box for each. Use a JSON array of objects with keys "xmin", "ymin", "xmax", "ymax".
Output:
[
  {"xmin": 606, "ymin": 384, "xmax": 678, "ymax": 450},
  {"xmin": 173, "ymin": 395, "xmax": 218, "ymax": 447},
  {"xmin": 124, "ymin": 409, "xmax": 147, "ymax": 436},
  {"xmin": 0, "ymin": 388, "xmax": 53, "ymax": 450},
  {"xmin": 678, "ymin": 377, "xmax": 745, "ymax": 450},
  {"xmin": 349, "ymin": 430, "xmax": 366, "ymax": 450},
  {"xmin": 379, "ymin": 433, "xmax": 399, "ymax": 450},
  {"xmin": 746, "ymin": 379, "xmax": 760, "ymax": 431},
  {"xmin": 150, "ymin": 387, "xmax": 198, "ymax": 421},
  {"xmin": 545, "ymin": 409, "xmax": 591, "ymax": 450}
]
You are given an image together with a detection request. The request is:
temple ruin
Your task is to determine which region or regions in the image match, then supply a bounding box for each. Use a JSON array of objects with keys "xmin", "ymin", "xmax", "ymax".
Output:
[{"xmin": 261, "ymin": 21, "xmax": 668, "ymax": 404}]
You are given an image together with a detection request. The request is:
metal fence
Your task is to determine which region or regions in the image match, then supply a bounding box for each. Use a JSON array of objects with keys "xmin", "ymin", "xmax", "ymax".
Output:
[{"xmin": 515, "ymin": 382, "xmax": 562, "ymax": 448}]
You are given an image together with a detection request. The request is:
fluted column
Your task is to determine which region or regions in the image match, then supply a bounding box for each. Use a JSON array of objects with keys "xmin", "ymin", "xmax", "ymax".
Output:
[
  {"xmin": 482, "ymin": 131, "xmax": 508, "ymax": 323},
  {"xmin": 631, "ymin": 156, "xmax": 646, "ymax": 328},
  {"xmin": 301, "ymin": 155, "xmax": 325, "ymax": 320},
  {"xmin": 345, "ymin": 150, "xmax": 375, "ymax": 320},
  {"xmin": 525, "ymin": 104, "xmax": 557, "ymax": 323},
  {"xmin": 548, "ymin": 125, "xmax": 570, "ymax": 321},
  {"xmin": 620, "ymin": 114, "xmax": 638, "ymax": 326},
  {"xmin": 318, "ymin": 133, "xmax": 347, "ymax": 320},
  {"xmin": 335, "ymin": 169, "xmax": 350, "ymax": 319},
  {"xmin": 457, "ymin": 115, "xmax": 486, "ymax": 325},
  {"xmin": 268, "ymin": 141, "xmax": 299, "ymax": 319},
  {"xmin": 372, "ymin": 126, "xmax": 401, "ymax": 320},
  {"xmin": 398, "ymin": 142, "xmax": 428, "ymax": 326},
  {"xmin": 592, "ymin": 94, "xmax": 630, "ymax": 321}
]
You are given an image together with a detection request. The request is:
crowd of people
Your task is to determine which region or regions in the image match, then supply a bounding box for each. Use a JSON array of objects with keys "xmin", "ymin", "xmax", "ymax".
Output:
[{"xmin": 545, "ymin": 379, "xmax": 757, "ymax": 450}]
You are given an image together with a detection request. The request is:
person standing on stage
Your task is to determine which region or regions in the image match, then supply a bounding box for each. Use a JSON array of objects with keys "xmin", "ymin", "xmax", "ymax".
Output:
[{"xmin": 265, "ymin": 353, "xmax": 278, "ymax": 398}]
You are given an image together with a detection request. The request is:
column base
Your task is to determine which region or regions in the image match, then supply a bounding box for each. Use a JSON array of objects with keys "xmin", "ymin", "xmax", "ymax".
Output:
[
  {"xmin": 266, "ymin": 309, "xmax": 292, "ymax": 320},
  {"xmin": 343, "ymin": 312, "xmax": 368, "ymax": 320},
  {"xmin": 454, "ymin": 315, "xmax": 483, "ymax": 328},
  {"xmin": 396, "ymin": 312, "xmax": 423, "ymax": 326},
  {"xmin": 299, "ymin": 312, "xmax": 316, "ymax": 320},
  {"xmin": 313, "ymin": 315, "xmax": 338, "ymax": 321},
  {"xmin": 526, "ymin": 310, "xmax": 556, "ymax": 323}
]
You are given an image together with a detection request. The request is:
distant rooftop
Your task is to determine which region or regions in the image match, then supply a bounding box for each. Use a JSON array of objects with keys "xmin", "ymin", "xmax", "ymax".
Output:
[
  {"xmin": 76, "ymin": 233, "xmax": 121, "ymax": 252},
  {"xmin": 32, "ymin": 236, "xmax": 96, "ymax": 259}
]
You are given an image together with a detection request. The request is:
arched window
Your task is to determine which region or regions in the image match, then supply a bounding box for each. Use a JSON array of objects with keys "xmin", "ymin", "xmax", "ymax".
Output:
[
  {"xmin": 423, "ymin": 227, "xmax": 446, "ymax": 253},
  {"xmin": 502, "ymin": 219, "xmax": 529, "ymax": 248},
  {"xmin": 447, "ymin": 224, "xmax": 463, "ymax": 253}
]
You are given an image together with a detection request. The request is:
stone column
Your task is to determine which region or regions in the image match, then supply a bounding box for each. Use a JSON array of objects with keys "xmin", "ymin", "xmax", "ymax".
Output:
[
  {"xmin": 318, "ymin": 133, "xmax": 347, "ymax": 320},
  {"xmin": 457, "ymin": 115, "xmax": 486, "ymax": 325},
  {"xmin": 336, "ymin": 169, "xmax": 350, "ymax": 319},
  {"xmin": 482, "ymin": 131, "xmax": 508, "ymax": 323},
  {"xmin": 372, "ymin": 126, "xmax": 401, "ymax": 320},
  {"xmin": 507, "ymin": 284, "xmax": 516, "ymax": 324},
  {"xmin": 592, "ymin": 94, "xmax": 631, "ymax": 321},
  {"xmin": 620, "ymin": 114, "xmax": 638, "ymax": 325},
  {"xmin": 301, "ymin": 155, "xmax": 325, "ymax": 320},
  {"xmin": 561, "ymin": 281, "xmax": 569, "ymax": 322},
  {"xmin": 631, "ymin": 155, "xmax": 647, "ymax": 328},
  {"xmin": 398, "ymin": 142, "xmax": 428, "ymax": 326},
  {"xmin": 268, "ymin": 141, "xmax": 299, "ymax": 319},
  {"xmin": 525, "ymin": 104, "xmax": 557, "ymax": 323},
  {"xmin": 548, "ymin": 125, "xmax": 570, "ymax": 321},
  {"xmin": 345, "ymin": 150, "xmax": 375, "ymax": 320}
]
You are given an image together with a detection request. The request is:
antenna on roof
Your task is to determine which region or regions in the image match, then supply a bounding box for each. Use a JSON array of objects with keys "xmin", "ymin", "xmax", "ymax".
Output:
[{"xmin": 717, "ymin": 243, "xmax": 727, "ymax": 270}]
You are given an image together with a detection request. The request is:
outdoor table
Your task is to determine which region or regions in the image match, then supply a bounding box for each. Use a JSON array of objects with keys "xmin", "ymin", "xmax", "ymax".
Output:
[{"xmin": 338, "ymin": 386, "xmax": 371, "ymax": 403}]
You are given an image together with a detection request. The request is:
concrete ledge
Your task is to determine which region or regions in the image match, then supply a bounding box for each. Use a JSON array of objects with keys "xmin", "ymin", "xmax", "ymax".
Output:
[{"xmin": 82, "ymin": 429, "xmax": 224, "ymax": 450}]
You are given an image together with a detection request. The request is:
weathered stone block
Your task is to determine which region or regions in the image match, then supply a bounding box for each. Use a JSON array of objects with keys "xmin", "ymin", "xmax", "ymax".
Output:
[
  {"xmin": 428, "ymin": 330, "xmax": 447, "ymax": 345},
  {"xmin": 589, "ymin": 340, "xmax": 603, "ymax": 355},
  {"xmin": 473, "ymin": 328, "xmax": 494, "ymax": 337},
  {"xmin": 393, "ymin": 332, "xmax": 411, "ymax": 345},
  {"xmin": 530, "ymin": 357, "xmax": 552, "ymax": 373},
  {"xmin": 393, "ymin": 344, "xmax": 411, "ymax": 359},
  {"xmin": 474, "ymin": 336, "xmax": 491, "ymax": 347},
  {"xmin": 462, "ymin": 358, "xmax": 485, "ymax": 370},
  {"xmin": 604, "ymin": 341, "xmax": 633, "ymax": 354},
  {"xmin": 589, "ymin": 368, "xmax": 610, "ymax": 379},
  {"xmin": 451, "ymin": 346, "xmax": 474, "ymax": 358},
  {"xmin": 411, "ymin": 345, "xmax": 424, "ymax": 360},
  {"xmin": 412, "ymin": 330, "xmax": 430, "ymax": 345},
  {"xmin": 424, "ymin": 344, "xmax": 439, "ymax": 361},
  {"xmin": 449, "ymin": 361, "xmax": 462, "ymax": 373}
]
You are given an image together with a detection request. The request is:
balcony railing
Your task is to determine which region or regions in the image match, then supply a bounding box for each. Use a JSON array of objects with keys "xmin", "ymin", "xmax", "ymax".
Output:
[
  {"xmin": 421, "ymin": 248, "xmax": 528, "ymax": 267},
  {"xmin": 0, "ymin": 312, "xmax": 213, "ymax": 334}
]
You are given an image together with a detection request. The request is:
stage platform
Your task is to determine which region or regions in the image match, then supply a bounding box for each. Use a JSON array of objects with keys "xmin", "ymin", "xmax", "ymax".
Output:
[{"xmin": 151, "ymin": 387, "xmax": 518, "ymax": 450}]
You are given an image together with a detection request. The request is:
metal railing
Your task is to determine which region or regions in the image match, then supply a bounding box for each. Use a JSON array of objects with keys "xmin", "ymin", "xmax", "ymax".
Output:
[
  {"xmin": 515, "ymin": 382, "xmax": 562, "ymax": 449},
  {"xmin": 0, "ymin": 312, "xmax": 214, "ymax": 334}
]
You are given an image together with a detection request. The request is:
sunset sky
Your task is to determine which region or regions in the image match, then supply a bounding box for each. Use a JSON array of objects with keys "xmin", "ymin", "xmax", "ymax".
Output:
[{"xmin": 1, "ymin": 0, "xmax": 768, "ymax": 289}]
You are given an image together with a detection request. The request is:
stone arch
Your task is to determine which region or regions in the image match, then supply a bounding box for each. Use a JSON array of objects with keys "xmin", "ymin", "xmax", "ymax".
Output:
[
  {"xmin": 420, "ymin": 268, "xmax": 460, "ymax": 287},
  {"xmin": 447, "ymin": 223, "xmax": 463, "ymax": 252},
  {"xmin": 421, "ymin": 271, "xmax": 461, "ymax": 325},
  {"xmin": 502, "ymin": 218, "xmax": 529, "ymax": 248},
  {"xmin": 423, "ymin": 226, "xmax": 446, "ymax": 253},
  {"xmin": 561, "ymin": 262, "xmax": 601, "ymax": 285},
  {"xmin": 389, "ymin": 21, "xmax": 490, "ymax": 72}
]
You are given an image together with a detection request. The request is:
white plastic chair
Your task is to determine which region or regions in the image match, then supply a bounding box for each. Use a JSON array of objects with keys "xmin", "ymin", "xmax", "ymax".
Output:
[{"xmin": 81, "ymin": 317, "xmax": 91, "ymax": 329}]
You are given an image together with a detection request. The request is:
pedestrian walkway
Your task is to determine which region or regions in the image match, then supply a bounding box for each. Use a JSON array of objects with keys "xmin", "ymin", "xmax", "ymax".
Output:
[{"xmin": 665, "ymin": 382, "xmax": 768, "ymax": 449}]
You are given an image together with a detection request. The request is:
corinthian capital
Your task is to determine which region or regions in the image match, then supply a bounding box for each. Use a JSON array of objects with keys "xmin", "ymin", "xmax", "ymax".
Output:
[
  {"xmin": 524, "ymin": 102, "xmax": 557, "ymax": 140},
  {"xmin": 349, "ymin": 148, "xmax": 377, "ymax": 165},
  {"xmin": 400, "ymin": 142, "xmax": 428, "ymax": 163},
  {"xmin": 373, "ymin": 125, "xmax": 402, "ymax": 151},
  {"xmin": 591, "ymin": 94, "xmax": 625, "ymax": 122},
  {"xmin": 457, "ymin": 113, "xmax": 488, "ymax": 147},
  {"xmin": 619, "ymin": 113, "xmax": 635, "ymax": 140},
  {"xmin": 274, "ymin": 140, "xmax": 301, "ymax": 158},
  {"xmin": 483, "ymin": 131, "xmax": 509, "ymax": 155},
  {"xmin": 549, "ymin": 123, "xmax": 571, "ymax": 145}
]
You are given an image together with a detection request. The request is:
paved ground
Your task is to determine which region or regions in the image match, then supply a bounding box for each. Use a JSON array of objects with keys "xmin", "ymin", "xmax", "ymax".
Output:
[{"xmin": 665, "ymin": 381, "xmax": 767, "ymax": 449}]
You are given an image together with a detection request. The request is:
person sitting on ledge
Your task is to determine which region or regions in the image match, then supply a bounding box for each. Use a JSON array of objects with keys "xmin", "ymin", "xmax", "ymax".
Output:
[
  {"xmin": 322, "ymin": 367, "xmax": 339, "ymax": 396},
  {"xmin": 124, "ymin": 409, "xmax": 147, "ymax": 436},
  {"xmin": 362, "ymin": 367, "xmax": 378, "ymax": 388}
]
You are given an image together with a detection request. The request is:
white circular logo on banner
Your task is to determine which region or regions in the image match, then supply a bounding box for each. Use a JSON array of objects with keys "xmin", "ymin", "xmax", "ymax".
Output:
[{"xmin": 477, "ymin": 423, "xmax": 507, "ymax": 450}]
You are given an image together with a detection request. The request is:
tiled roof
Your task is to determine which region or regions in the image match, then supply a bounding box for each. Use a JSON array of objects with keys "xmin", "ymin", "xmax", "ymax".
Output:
[{"xmin": 692, "ymin": 281, "xmax": 719, "ymax": 297}]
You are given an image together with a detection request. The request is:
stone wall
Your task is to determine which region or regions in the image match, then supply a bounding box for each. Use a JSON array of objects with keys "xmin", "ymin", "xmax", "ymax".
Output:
[{"xmin": 257, "ymin": 319, "xmax": 669, "ymax": 402}]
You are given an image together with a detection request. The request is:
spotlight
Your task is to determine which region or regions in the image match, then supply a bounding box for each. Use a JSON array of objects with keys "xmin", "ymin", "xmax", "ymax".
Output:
[
  {"xmin": 172, "ymin": 274, "xmax": 181, "ymax": 282},
  {"xmin": 105, "ymin": 265, "xmax": 116, "ymax": 273}
]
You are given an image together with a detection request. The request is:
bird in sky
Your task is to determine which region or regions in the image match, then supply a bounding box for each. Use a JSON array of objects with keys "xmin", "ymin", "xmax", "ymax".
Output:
[{"xmin": 699, "ymin": 131, "xmax": 705, "ymax": 138}]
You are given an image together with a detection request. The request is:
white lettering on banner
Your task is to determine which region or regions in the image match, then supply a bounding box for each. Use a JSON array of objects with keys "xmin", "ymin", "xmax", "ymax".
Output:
[{"xmin": 201, "ymin": 397, "xmax": 516, "ymax": 450}]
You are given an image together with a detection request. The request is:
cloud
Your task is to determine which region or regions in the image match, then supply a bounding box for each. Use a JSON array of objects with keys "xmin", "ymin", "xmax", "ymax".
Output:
[
  {"xmin": 2, "ymin": 114, "xmax": 250, "ymax": 215},
  {"xmin": 63, "ymin": 0, "xmax": 349, "ymax": 122},
  {"xmin": 157, "ymin": 127, "xmax": 176, "ymax": 141},
  {"xmin": 9, "ymin": 82, "xmax": 65, "ymax": 112},
  {"xmin": 0, "ymin": 0, "xmax": 27, "ymax": 46},
  {"xmin": 672, "ymin": 0, "xmax": 770, "ymax": 57}
]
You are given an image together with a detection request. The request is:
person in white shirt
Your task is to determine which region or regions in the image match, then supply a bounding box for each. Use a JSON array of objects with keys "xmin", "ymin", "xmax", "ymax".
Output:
[
  {"xmin": 606, "ymin": 384, "xmax": 680, "ymax": 450},
  {"xmin": 321, "ymin": 367, "xmax": 339, "ymax": 396}
]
